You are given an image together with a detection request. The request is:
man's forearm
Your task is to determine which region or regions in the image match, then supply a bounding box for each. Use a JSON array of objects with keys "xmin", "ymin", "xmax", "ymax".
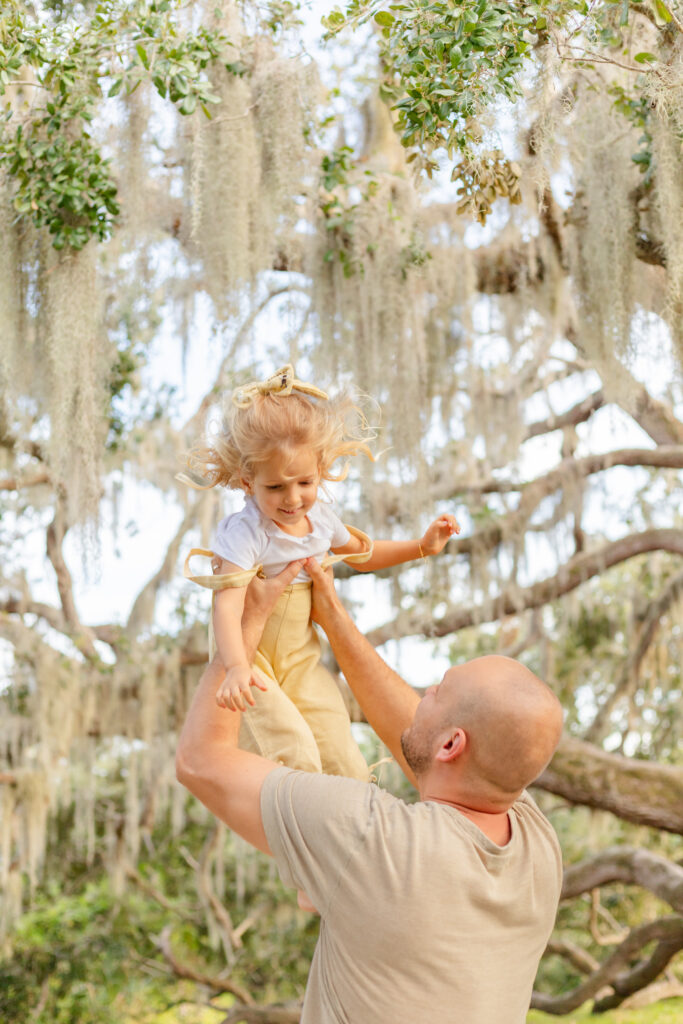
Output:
[
  {"xmin": 318, "ymin": 595, "xmax": 419, "ymax": 784},
  {"xmin": 176, "ymin": 562, "xmax": 305, "ymax": 853},
  {"xmin": 175, "ymin": 657, "xmax": 274, "ymax": 854}
]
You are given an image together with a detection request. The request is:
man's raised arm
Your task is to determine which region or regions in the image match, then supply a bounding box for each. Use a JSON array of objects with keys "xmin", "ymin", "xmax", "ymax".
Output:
[
  {"xmin": 304, "ymin": 558, "xmax": 420, "ymax": 787},
  {"xmin": 175, "ymin": 561, "xmax": 304, "ymax": 854}
]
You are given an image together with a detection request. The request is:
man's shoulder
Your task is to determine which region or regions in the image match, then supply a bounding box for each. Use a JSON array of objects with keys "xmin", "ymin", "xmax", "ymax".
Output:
[
  {"xmin": 512, "ymin": 791, "xmax": 563, "ymax": 882},
  {"xmin": 514, "ymin": 790, "xmax": 559, "ymax": 836}
]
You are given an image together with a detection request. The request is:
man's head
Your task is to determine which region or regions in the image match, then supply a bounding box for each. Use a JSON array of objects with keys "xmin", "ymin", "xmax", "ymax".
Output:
[{"xmin": 400, "ymin": 655, "xmax": 563, "ymax": 809}]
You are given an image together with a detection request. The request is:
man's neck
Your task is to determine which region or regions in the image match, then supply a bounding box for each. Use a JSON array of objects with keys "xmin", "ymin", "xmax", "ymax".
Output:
[{"xmin": 420, "ymin": 793, "xmax": 513, "ymax": 847}]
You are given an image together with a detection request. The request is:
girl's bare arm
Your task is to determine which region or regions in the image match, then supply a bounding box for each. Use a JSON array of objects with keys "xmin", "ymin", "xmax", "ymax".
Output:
[{"xmin": 331, "ymin": 514, "xmax": 460, "ymax": 571}]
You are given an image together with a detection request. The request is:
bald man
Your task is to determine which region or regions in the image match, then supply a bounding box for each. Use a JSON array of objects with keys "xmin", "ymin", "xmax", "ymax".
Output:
[{"xmin": 176, "ymin": 557, "xmax": 564, "ymax": 1024}]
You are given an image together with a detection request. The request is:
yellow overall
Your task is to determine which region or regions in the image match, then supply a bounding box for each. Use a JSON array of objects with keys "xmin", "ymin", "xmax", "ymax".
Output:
[{"xmin": 184, "ymin": 527, "xmax": 373, "ymax": 780}]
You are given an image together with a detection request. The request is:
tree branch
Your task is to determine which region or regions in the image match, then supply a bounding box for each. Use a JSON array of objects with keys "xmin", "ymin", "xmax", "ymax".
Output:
[
  {"xmin": 531, "ymin": 917, "xmax": 683, "ymax": 1015},
  {"xmin": 365, "ymin": 529, "xmax": 683, "ymax": 647},
  {"xmin": 560, "ymin": 846, "xmax": 683, "ymax": 909},
  {"xmin": 156, "ymin": 925, "xmax": 254, "ymax": 1006},
  {"xmin": 544, "ymin": 937, "xmax": 599, "ymax": 975},
  {"xmin": 434, "ymin": 444, "xmax": 683, "ymax": 503},
  {"xmin": 0, "ymin": 594, "xmax": 122, "ymax": 651},
  {"xmin": 535, "ymin": 739, "xmax": 683, "ymax": 834},
  {"xmin": 525, "ymin": 390, "xmax": 605, "ymax": 439},
  {"xmin": 0, "ymin": 471, "xmax": 50, "ymax": 491},
  {"xmin": 45, "ymin": 496, "xmax": 98, "ymax": 660},
  {"xmin": 126, "ymin": 507, "xmax": 196, "ymax": 636}
]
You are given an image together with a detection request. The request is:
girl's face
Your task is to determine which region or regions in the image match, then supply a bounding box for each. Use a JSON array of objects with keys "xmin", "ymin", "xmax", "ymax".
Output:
[{"xmin": 243, "ymin": 447, "xmax": 320, "ymax": 534}]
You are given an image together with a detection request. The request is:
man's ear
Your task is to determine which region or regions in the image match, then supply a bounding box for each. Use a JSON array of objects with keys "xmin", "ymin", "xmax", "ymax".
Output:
[{"xmin": 435, "ymin": 727, "xmax": 467, "ymax": 764}]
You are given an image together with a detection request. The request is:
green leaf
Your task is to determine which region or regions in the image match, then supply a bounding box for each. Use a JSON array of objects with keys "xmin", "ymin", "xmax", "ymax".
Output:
[
  {"xmin": 374, "ymin": 11, "xmax": 395, "ymax": 26},
  {"xmin": 633, "ymin": 51, "xmax": 657, "ymax": 63},
  {"xmin": 136, "ymin": 43, "xmax": 149, "ymax": 69},
  {"xmin": 108, "ymin": 77, "xmax": 123, "ymax": 98},
  {"xmin": 653, "ymin": 0, "xmax": 672, "ymax": 24},
  {"xmin": 171, "ymin": 73, "xmax": 188, "ymax": 96}
]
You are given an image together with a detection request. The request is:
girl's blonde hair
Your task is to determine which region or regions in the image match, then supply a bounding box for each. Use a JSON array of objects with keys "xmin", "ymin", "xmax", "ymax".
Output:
[{"xmin": 189, "ymin": 390, "xmax": 374, "ymax": 490}]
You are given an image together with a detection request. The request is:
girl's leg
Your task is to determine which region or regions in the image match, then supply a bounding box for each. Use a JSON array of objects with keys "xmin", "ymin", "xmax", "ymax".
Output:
[
  {"xmin": 237, "ymin": 655, "xmax": 323, "ymax": 774},
  {"xmin": 270, "ymin": 588, "xmax": 369, "ymax": 781},
  {"xmin": 284, "ymin": 656, "xmax": 370, "ymax": 781}
]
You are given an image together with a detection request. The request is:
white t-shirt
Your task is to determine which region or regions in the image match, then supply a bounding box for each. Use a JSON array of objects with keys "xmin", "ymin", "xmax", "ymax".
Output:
[
  {"xmin": 261, "ymin": 767, "xmax": 563, "ymax": 1024},
  {"xmin": 212, "ymin": 497, "xmax": 351, "ymax": 582}
]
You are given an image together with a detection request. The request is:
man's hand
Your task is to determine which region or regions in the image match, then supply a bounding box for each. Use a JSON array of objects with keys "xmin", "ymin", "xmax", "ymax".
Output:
[
  {"xmin": 304, "ymin": 557, "xmax": 346, "ymax": 631},
  {"xmin": 241, "ymin": 560, "xmax": 304, "ymax": 660}
]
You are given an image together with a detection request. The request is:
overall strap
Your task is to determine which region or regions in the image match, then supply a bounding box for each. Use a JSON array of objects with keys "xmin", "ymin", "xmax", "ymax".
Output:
[
  {"xmin": 320, "ymin": 525, "xmax": 373, "ymax": 569},
  {"xmin": 183, "ymin": 548, "xmax": 265, "ymax": 590}
]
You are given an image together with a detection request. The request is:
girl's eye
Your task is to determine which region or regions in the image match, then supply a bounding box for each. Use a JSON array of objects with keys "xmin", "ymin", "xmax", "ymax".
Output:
[{"xmin": 266, "ymin": 484, "xmax": 282, "ymax": 490}]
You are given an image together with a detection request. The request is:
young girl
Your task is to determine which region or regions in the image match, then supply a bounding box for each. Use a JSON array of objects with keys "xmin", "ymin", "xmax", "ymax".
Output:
[{"xmin": 183, "ymin": 365, "xmax": 459, "ymax": 780}]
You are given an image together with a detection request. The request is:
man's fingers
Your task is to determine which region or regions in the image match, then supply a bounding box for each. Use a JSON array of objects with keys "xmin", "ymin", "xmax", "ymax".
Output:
[
  {"xmin": 274, "ymin": 559, "xmax": 304, "ymax": 585},
  {"xmin": 303, "ymin": 556, "xmax": 324, "ymax": 580}
]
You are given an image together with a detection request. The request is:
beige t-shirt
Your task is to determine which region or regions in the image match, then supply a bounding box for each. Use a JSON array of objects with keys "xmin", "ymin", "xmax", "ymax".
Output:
[{"xmin": 261, "ymin": 767, "xmax": 562, "ymax": 1024}]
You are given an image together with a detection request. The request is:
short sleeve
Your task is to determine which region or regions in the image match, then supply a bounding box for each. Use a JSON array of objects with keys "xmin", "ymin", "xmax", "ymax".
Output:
[
  {"xmin": 261, "ymin": 768, "xmax": 375, "ymax": 915},
  {"xmin": 315, "ymin": 501, "xmax": 351, "ymax": 549},
  {"xmin": 212, "ymin": 510, "xmax": 267, "ymax": 569}
]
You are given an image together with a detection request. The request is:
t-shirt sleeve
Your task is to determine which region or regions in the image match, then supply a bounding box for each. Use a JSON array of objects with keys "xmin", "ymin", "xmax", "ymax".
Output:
[
  {"xmin": 261, "ymin": 767, "xmax": 375, "ymax": 915},
  {"xmin": 212, "ymin": 512, "xmax": 266, "ymax": 569},
  {"xmin": 316, "ymin": 501, "xmax": 352, "ymax": 549}
]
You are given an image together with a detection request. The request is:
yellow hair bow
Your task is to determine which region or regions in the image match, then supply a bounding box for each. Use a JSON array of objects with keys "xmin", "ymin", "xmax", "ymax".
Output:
[{"xmin": 232, "ymin": 364, "xmax": 328, "ymax": 409}]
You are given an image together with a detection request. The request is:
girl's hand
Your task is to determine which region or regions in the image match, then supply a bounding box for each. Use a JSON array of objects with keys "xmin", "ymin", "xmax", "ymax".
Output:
[
  {"xmin": 420, "ymin": 514, "xmax": 461, "ymax": 556},
  {"xmin": 216, "ymin": 664, "xmax": 267, "ymax": 712}
]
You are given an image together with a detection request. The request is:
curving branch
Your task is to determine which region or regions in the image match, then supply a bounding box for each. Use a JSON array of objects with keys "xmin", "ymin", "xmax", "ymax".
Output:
[
  {"xmin": 0, "ymin": 594, "xmax": 121, "ymax": 651},
  {"xmin": 531, "ymin": 916, "xmax": 683, "ymax": 1014},
  {"xmin": 46, "ymin": 496, "xmax": 97, "ymax": 656},
  {"xmin": 564, "ymin": 329, "xmax": 683, "ymax": 446},
  {"xmin": 126, "ymin": 506, "xmax": 196, "ymax": 637},
  {"xmin": 592, "ymin": 929, "xmax": 683, "ymax": 1012},
  {"xmin": 365, "ymin": 528, "xmax": 683, "ymax": 647},
  {"xmin": 0, "ymin": 470, "xmax": 50, "ymax": 491},
  {"xmin": 560, "ymin": 846, "xmax": 683, "ymax": 910},
  {"xmin": 156, "ymin": 925, "xmax": 254, "ymax": 1006},
  {"xmin": 535, "ymin": 738, "xmax": 683, "ymax": 834},
  {"xmin": 545, "ymin": 937, "xmax": 598, "ymax": 976},
  {"xmin": 434, "ymin": 444, "xmax": 683, "ymax": 504}
]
